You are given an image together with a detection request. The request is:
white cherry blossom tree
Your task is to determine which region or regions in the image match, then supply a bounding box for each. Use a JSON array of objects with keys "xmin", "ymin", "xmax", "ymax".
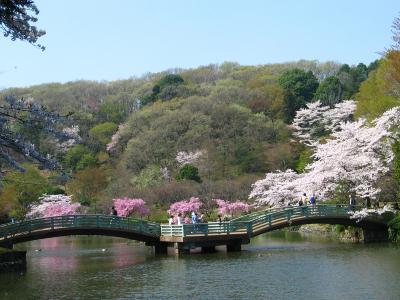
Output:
[
  {"xmin": 291, "ymin": 100, "xmax": 356, "ymax": 147},
  {"xmin": 250, "ymin": 105, "xmax": 400, "ymax": 207},
  {"xmin": 175, "ymin": 150, "xmax": 204, "ymax": 166}
]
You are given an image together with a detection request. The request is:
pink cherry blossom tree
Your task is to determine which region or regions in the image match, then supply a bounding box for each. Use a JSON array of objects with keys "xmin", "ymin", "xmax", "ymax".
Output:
[
  {"xmin": 112, "ymin": 198, "xmax": 150, "ymax": 217},
  {"xmin": 214, "ymin": 199, "xmax": 251, "ymax": 217},
  {"xmin": 27, "ymin": 194, "xmax": 83, "ymax": 218},
  {"xmin": 167, "ymin": 197, "xmax": 203, "ymax": 217}
]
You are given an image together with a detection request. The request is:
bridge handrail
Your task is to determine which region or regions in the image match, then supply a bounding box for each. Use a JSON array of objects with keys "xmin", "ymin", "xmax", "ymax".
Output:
[
  {"xmin": 160, "ymin": 221, "xmax": 250, "ymax": 237},
  {"xmin": 231, "ymin": 204, "xmax": 359, "ymax": 222},
  {"xmin": 0, "ymin": 205, "xmax": 384, "ymax": 243},
  {"xmin": 160, "ymin": 204, "xmax": 366, "ymax": 238},
  {"xmin": 0, "ymin": 215, "xmax": 161, "ymax": 241}
]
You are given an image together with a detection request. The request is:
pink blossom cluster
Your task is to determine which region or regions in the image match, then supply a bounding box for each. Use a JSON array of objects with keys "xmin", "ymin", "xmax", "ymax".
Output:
[
  {"xmin": 27, "ymin": 194, "xmax": 82, "ymax": 218},
  {"xmin": 167, "ymin": 197, "xmax": 203, "ymax": 216},
  {"xmin": 214, "ymin": 199, "xmax": 251, "ymax": 216},
  {"xmin": 43, "ymin": 203, "xmax": 82, "ymax": 217},
  {"xmin": 113, "ymin": 198, "xmax": 150, "ymax": 217}
]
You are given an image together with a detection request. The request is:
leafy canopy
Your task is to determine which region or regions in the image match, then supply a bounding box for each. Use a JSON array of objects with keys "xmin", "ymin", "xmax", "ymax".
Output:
[{"xmin": 278, "ymin": 69, "xmax": 319, "ymax": 122}]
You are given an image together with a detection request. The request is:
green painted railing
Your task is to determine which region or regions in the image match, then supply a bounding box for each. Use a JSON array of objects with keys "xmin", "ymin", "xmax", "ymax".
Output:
[
  {"xmin": 0, "ymin": 215, "xmax": 161, "ymax": 242},
  {"xmin": 0, "ymin": 205, "xmax": 387, "ymax": 244},
  {"xmin": 160, "ymin": 204, "xmax": 367, "ymax": 238}
]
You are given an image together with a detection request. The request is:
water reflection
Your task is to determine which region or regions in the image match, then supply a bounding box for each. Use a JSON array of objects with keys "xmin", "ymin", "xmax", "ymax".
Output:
[{"xmin": 1, "ymin": 232, "xmax": 400, "ymax": 299}]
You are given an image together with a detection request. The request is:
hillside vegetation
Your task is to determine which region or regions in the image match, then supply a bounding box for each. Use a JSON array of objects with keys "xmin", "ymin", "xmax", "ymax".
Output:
[{"xmin": 0, "ymin": 59, "xmax": 385, "ymax": 220}]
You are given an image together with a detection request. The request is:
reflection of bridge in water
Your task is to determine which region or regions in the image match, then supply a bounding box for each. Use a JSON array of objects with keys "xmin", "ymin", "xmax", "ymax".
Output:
[{"xmin": 0, "ymin": 205, "xmax": 390, "ymax": 254}]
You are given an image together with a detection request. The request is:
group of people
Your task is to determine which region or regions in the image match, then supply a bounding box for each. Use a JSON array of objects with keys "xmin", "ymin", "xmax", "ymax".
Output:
[
  {"xmin": 168, "ymin": 212, "xmax": 206, "ymax": 225},
  {"xmin": 298, "ymin": 193, "xmax": 316, "ymax": 206}
]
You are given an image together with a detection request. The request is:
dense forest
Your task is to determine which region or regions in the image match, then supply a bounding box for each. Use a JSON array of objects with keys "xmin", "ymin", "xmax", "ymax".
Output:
[{"xmin": 3, "ymin": 53, "xmax": 395, "ymax": 222}]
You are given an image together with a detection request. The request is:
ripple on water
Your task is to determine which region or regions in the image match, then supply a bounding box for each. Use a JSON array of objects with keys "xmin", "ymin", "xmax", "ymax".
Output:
[{"xmin": 1, "ymin": 234, "xmax": 400, "ymax": 300}]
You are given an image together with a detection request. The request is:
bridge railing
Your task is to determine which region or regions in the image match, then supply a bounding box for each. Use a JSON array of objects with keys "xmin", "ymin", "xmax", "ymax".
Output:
[
  {"xmin": 161, "ymin": 221, "xmax": 250, "ymax": 237},
  {"xmin": 0, "ymin": 215, "xmax": 161, "ymax": 241},
  {"xmin": 232, "ymin": 204, "xmax": 359, "ymax": 222},
  {"xmin": 160, "ymin": 204, "xmax": 363, "ymax": 238}
]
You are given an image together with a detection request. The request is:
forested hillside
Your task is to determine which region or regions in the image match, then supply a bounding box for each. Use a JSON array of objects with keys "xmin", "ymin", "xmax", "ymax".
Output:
[{"xmin": 0, "ymin": 59, "xmax": 384, "ymax": 220}]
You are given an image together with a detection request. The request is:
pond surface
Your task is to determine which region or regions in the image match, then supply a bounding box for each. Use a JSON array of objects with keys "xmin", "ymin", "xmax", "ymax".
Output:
[{"xmin": 1, "ymin": 231, "xmax": 400, "ymax": 299}]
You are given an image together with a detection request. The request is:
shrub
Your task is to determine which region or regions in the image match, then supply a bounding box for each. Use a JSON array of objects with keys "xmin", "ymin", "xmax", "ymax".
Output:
[{"xmin": 176, "ymin": 164, "xmax": 201, "ymax": 183}]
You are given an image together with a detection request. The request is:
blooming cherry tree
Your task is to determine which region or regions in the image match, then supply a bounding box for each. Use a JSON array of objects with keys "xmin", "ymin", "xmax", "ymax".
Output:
[
  {"xmin": 291, "ymin": 100, "xmax": 356, "ymax": 147},
  {"xmin": 176, "ymin": 150, "xmax": 204, "ymax": 166},
  {"xmin": 249, "ymin": 170, "xmax": 301, "ymax": 207},
  {"xmin": 348, "ymin": 205, "xmax": 394, "ymax": 222},
  {"xmin": 58, "ymin": 125, "xmax": 81, "ymax": 153},
  {"xmin": 106, "ymin": 124, "xmax": 126, "ymax": 152},
  {"xmin": 113, "ymin": 198, "xmax": 150, "ymax": 217},
  {"xmin": 214, "ymin": 199, "xmax": 251, "ymax": 216},
  {"xmin": 167, "ymin": 197, "xmax": 203, "ymax": 216},
  {"xmin": 27, "ymin": 194, "xmax": 82, "ymax": 218},
  {"xmin": 250, "ymin": 106, "xmax": 400, "ymax": 207}
]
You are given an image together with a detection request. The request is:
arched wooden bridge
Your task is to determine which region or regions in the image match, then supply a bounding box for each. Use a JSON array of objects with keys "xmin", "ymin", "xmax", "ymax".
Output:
[
  {"xmin": 0, "ymin": 215, "xmax": 161, "ymax": 249},
  {"xmin": 0, "ymin": 205, "xmax": 390, "ymax": 254}
]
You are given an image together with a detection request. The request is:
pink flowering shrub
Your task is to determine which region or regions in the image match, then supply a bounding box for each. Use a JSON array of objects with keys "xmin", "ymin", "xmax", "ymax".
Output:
[
  {"xmin": 44, "ymin": 203, "xmax": 82, "ymax": 217},
  {"xmin": 113, "ymin": 198, "xmax": 150, "ymax": 217},
  {"xmin": 167, "ymin": 197, "xmax": 203, "ymax": 216},
  {"xmin": 27, "ymin": 194, "xmax": 83, "ymax": 218},
  {"xmin": 214, "ymin": 199, "xmax": 251, "ymax": 216}
]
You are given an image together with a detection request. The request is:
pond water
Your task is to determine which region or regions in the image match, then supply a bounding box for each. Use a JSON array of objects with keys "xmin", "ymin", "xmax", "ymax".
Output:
[{"xmin": 1, "ymin": 231, "xmax": 399, "ymax": 299}]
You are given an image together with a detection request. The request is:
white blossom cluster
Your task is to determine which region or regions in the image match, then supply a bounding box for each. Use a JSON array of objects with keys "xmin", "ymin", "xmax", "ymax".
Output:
[
  {"xmin": 27, "ymin": 194, "xmax": 73, "ymax": 219},
  {"xmin": 58, "ymin": 125, "xmax": 81, "ymax": 152},
  {"xmin": 291, "ymin": 100, "xmax": 356, "ymax": 147},
  {"xmin": 176, "ymin": 150, "xmax": 204, "ymax": 166},
  {"xmin": 160, "ymin": 166, "xmax": 170, "ymax": 181},
  {"xmin": 348, "ymin": 205, "xmax": 394, "ymax": 222},
  {"xmin": 106, "ymin": 124, "xmax": 125, "ymax": 152},
  {"xmin": 250, "ymin": 106, "xmax": 400, "ymax": 207}
]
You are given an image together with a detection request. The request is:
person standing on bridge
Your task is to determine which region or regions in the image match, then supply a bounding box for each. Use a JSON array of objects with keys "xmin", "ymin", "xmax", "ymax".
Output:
[
  {"xmin": 192, "ymin": 212, "xmax": 200, "ymax": 232},
  {"xmin": 110, "ymin": 206, "xmax": 118, "ymax": 225},
  {"xmin": 302, "ymin": 193, "xmax": 308, "ymax": 206},
  {"xmin": 299, "ymin": 193, "xmax": 307, "ymax": 206},
  {"xmin": 111, "ymin": 206, "xmax": 118, "ymax": 216},
  {"xmin": 177, "ymin": 213, "xmax": 182, "ymax": 225},
  {"xmin": 349, "ymin": 194, "xmax": 356, "ymax": 210},
  {"xmin": 310, "ymin": 194, "xmax": 316, "ymax": 205}
]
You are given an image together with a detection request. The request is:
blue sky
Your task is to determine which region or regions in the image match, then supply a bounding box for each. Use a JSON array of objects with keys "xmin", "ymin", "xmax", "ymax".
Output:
[{"xmin": 0, "ymin": 0, "xmax": 399, "ymax": 89}]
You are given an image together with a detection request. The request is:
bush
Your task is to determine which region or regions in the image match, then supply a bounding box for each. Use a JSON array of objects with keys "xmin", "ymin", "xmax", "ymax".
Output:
[
  {"xmin": 140, "ymin": 181, "xmax": 200, "ymax": 206},
  {"xmin": 335, "ymin": 224, "xmax": 346, "ymax": 234},
  {"xmin": 44, "ymin": 186, "xmax": 66, "ymax": 195},
  {"xmin": 176, "ymin": 164, "xmax": 201, "ymax": 183}
]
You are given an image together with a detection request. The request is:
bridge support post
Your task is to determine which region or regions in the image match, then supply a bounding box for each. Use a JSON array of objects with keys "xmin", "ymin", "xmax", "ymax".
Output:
[
  {"xmin": 362, "ymin": 228, "xmax": 389, "ymax": 243},
  {"xmin": 226, "ymin": 242, "xmax": 241, "ymax": 252},
  {"xmin": 174, "ymin": 243, "xmax": 190, "ymax": 255},
  {"xmin": 154, "ymin": 243, "xmax": 168, "ymax": 255}
]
